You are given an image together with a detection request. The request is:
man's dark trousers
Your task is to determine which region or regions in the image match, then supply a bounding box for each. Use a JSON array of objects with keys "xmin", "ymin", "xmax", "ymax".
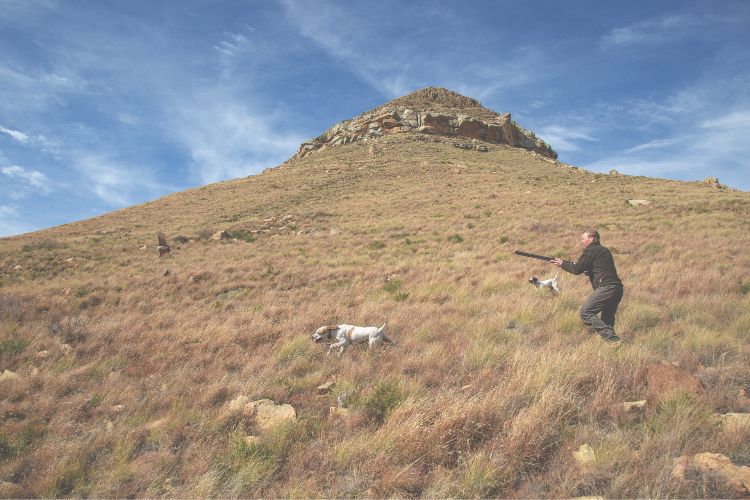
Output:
[{"xmin": 580, "ymin": 284, "xmax": 623, "ymax": 340}]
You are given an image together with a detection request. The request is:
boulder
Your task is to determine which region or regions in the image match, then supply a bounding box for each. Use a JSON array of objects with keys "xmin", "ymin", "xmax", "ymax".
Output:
[
  {"xmin": 245, "ymin": 399, "xmax": 296, "ymax": 430},
  {"xmin": 671, "ymin": 452, "xmax": 750, "ymax": 497}
]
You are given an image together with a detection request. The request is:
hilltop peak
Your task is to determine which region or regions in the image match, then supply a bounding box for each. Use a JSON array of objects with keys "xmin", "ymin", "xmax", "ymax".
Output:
[
  {"xmin": 288, "ymin": 87, "xmax": 556, "ymax": 162},
  {"xmin": 385, "ymin": 87, "xmax": 482, "ymax": 110}
]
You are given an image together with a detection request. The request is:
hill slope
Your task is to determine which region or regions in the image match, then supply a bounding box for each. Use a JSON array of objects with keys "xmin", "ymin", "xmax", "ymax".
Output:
[{"xmin": 1, "ymin": 89, "xmax": 749, "ymax": 498}]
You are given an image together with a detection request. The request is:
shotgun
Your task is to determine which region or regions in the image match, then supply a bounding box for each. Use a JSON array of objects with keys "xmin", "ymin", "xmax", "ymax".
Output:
[{"xmin": 514, "ymin": 250, "xmax": 555, "ymax": 261}]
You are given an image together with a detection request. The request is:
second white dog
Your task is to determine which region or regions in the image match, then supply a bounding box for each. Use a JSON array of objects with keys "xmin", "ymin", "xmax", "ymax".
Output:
[
  {"xmin": 528, "ymin": 272, "xmax": 561, "ymax": 294},
  {"xmin": 311, "ymin": 321, "xmax": 391, "ymax": 356}
]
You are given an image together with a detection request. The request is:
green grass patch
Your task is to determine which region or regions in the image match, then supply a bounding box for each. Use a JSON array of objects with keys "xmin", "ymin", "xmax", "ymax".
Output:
[
  {"xmin": 383, "ymin": 279, "xmax": 402, "ymax": 293},
  {"xmin": 0, "ymin": 338, "xmax": 28, "ymax": 356},
  {"xmin": 361, "ymin": 380, "xmax": 404, "ymax": 424},
  {"xmin": 368, "ymin": 240, "xmax": 386, "ymax": 250},
  {"xmin": 448, "ymin": 234, "xmax": 464, "ymax": 244}
]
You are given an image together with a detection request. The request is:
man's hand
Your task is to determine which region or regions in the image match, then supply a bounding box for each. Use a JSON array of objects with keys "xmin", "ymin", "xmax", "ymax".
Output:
[{"xmin": 550, "ymin": 258, "xmax": 563, "ymax": 267}]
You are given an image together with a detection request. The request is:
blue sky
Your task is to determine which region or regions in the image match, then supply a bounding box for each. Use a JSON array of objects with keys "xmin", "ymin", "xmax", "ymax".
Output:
[{"xmin": 1, "ymin": 1, "xmax": 749, "ymax": 237}]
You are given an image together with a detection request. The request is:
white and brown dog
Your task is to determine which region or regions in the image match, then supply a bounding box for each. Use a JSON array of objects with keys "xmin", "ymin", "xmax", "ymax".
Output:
[
  {"xmin": 528, "ymin": 271, "xmax": 561, "ymax": 294},
  {"xmin": 311, "ymin": 321, "xmax": 392, "ymax": 356}
]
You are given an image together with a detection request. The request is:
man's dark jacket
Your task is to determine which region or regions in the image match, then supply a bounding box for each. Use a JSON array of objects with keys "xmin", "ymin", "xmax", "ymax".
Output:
[{"xmin": 561, "ymin": 242, "xmax": 622, "ymax": 289}]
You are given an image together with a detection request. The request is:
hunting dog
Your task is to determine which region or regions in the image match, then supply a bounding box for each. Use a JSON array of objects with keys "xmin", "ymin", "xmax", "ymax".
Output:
[
  {"xmin": 311, "ymin": 321, "xmax": 392, "ymax": 356},
  {"xmin": 529, "ymin": 271, "xmax": 561, "ymax": 294}
]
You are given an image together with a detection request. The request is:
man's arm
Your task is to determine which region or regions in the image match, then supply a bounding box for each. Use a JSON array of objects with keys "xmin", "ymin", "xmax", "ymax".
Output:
[{"xmin": 551, "ymin": 248, "xmax": 592, "ymax": 275}]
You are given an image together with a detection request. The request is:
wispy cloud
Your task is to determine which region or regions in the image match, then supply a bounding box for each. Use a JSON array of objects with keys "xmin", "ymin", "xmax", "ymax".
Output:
[
  {"xmin": 602, "ymin": 15, "xmax": 700, "ymax": 47},
  {"xmin": 537, "ymin": 125, "xmax": 597, "ymax": 152},
  {"xmin": 280, "ymin": 1, "xmax": 545, "ymax": 101},
  {"xmin": 700, "ymin": 110, "xmax": 750, "ymax": 129},
  {"xmin": 0, "ymin": 124, "xmax": 30, "ymax": 143},
  {"xmin": 69, "ymin": 151, "xmax": 165, "ymax": 206},
  {"xmin": 0, "ymin": 204, "xmax": 36, "ymax": 238},
  {"xmin": 169, "ymin": 94, "xmax": 304, "ymax": 184},
  {"xmin": 622, "ymin": 138, "xmax": 682, "ymax": 154},
  {"xmin": 1, "ymin": 165, "xmax": 52, "ymax": 192}
]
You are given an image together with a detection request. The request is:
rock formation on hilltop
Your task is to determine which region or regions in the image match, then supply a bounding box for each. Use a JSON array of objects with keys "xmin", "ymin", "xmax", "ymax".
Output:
[{"xmin": 289, "ymin": 87, "xmax": 557, "ymax": 162}]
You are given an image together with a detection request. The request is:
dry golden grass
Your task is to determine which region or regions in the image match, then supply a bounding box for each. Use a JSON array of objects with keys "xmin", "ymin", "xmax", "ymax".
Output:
[{"xmin": 1, "ymin": 133, "xmax": 749, "ymax": 497}]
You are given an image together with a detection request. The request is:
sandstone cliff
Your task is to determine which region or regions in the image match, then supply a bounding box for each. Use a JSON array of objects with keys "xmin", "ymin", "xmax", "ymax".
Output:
[{"xmin": 289, "ymin": 87, "xmax": 557, "ymax": 162}]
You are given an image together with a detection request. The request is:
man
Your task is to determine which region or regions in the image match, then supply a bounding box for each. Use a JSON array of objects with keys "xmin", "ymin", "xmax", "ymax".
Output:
[{"xmin": 551, "ymin": 230, "xmax": 623, "ymax": 342}]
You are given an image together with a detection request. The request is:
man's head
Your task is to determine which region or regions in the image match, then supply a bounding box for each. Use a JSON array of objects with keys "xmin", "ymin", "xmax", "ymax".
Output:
[{"xmin": 580, "ymin": 229, "xmax": 600, "ymax": 247}]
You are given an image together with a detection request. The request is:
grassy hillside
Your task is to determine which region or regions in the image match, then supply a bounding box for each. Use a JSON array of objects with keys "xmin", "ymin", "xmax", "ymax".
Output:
[{"xmin": 1, "ymin": 132, "xmax": 749, "ymax": 497}]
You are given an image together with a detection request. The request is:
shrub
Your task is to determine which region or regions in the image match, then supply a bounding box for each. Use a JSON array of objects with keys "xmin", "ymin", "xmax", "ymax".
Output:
[
  {"xmin": 47, "ymin": 316, "xmax": 88, "ymax": 344},
  {"xmin": 739, "ymin": 281, "xmax": 750, "ymax": 295},
  {"xmin": 0, "ymin": 338, "xmax": 28, "ymax": 356},
  {"xmin": 173, "ymin": 235, "xmax": 189, "ymax": 244},
  {"xmin": 383, "ymin": 279, "xmax": 402, "ymax": 293},
  {"xmin": 228, "ymin": 230, "xmax": 256, "ymax": 243},
  {"xmin": 362, "ymin": 380, "xmax": 403, "ymax": 424}
]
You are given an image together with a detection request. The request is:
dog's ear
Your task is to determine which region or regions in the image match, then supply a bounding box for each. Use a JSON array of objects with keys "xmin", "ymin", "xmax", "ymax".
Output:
[{"xmin": 325, "ymin": 324, "xmax": 338, "ymax": 331}]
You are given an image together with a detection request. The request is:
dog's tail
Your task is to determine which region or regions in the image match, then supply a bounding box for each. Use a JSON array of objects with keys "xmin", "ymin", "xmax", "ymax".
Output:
[
  {"xmin": 378, "ymin": 319, "xmax": 387, "ymax": 333},
  {"xmin": 379, "ymin": 319, "xmax": 396, "ymax": 344}
]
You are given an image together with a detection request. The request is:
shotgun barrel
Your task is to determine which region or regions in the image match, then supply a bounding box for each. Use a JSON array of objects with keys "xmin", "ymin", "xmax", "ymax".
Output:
[{"xmin": 514, "ymin": 250, "xmax": 555, "ymax": 261}]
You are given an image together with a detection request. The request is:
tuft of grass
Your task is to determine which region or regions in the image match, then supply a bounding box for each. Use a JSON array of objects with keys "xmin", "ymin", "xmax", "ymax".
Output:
[
  {"xmin": 368, "ymin": 240, "xmax": 386, "ymax": 250},
  {"xmin": 739, "ymin": 281, "xmax": 750, "ymax": 295},
  {"xmin": 228, "ymin": 230, "xmax": 256, "ymax": 243},
  {"xmin": 383, "ymin": 279, "xmax": 403, "ymax": 293},
  {"xmin": 499, "ymin": 235, "xmax": 509, "ymax": 244},
  {"xmin": 448, "ymin": 234, "xmax": 464, "ymax": 244},
  {"xmin": 361, "ymin": 380, "xmax": 404, "ymax": 424},
  {"xmin": 394, "ymin": 292, "xmax": 410, "ymax": 302},
  {"xmin": 0, "ymin": 337, "xmax": 28, "ymax": 356}
]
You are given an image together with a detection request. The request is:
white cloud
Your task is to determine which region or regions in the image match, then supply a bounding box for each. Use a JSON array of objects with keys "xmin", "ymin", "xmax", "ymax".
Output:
[
  {"xmin": 0, "ymin": 204, "xmax": 34, "ymax": 238},
  {"xmin": 69, "ymin": 151, "xmax": 161, "ymax": 206},
  {"xmin": 169, "ymin": 95, "xmax": 304, "ymax": 184},
  {"xmin": 700, "ymin": 110, "xmax": 750, "ymax": 130},
  {"xmin": 622, "ymin": 138, "xmax": 681, "ymax": 154},
  {"xmin": 537, "ymin": 125, "xmax": 597, "ymax": 153},
  {"xmin": 280, "ymin": 1, "xmax": 543, "ymax": 101},
  {"xmin": 0, "ymin": 124, "xmax": 30, "ymax": 143},
  {"xmin": 602, "ymin": 15, "xmax": 699, "ymax": 47},
  {"xmin": 1, "ymin": 165, "xmax": 52, "ymax": 192}
]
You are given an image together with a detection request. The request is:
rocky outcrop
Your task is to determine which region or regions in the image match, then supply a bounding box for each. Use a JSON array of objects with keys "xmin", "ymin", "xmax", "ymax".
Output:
[
  {"xmin": 671, "ymin": 452, "xmax": 750, "ymax": 497},
  {"xmin": 288, "ymin": 88, "xmax": 557, "ymax": 162}
]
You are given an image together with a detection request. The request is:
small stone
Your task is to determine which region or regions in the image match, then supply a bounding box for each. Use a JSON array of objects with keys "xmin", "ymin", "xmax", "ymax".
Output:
[
  {"xmin": 13, "ymin": 265, "xmax": 22, "ymax": 270},
  {"xmin": 622, "ymin": 400, "xmax": 647, "ymax": 412},
  {"xmin": 627, "ymin": 199, "xmax": 650, "ymax": 206},
  {"xmin": 244, "ymin": 435, "xmax": 261, "ymax": 447},
  {"xmin": 0, "ymin": 370, "xmax": 19, "ymax": 383},
  {"xmin": 317, "ymin": 382, "xmax": 336, "ymax": 395},
  {"xmin": 460, "ymin": 384, "xmax": 473, "ymax": 391},
  {"xmin": 329, "ymin": 406, "xmax": 351, "ymax": 419},
  {"xmin": 212, "ymin": 230, "xmax": 230, "ymax": 240},
  {"xmin": 719, "ymin": 413, "xmax": 750, "ymax": 433},
  {"xmin": 140, "ymin": 245, "xmax": 149, "ymax": 250},
  {"xmin": 35, "ymin": 350, "xmax": 49, "ymax": 359},
  {"xmin": 111, "ymin": 404, "xmax": 126, "ymax": 414},
  {"xmin": 573, "ymin": 444, "xmax": 596, "ymax": 467}
]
